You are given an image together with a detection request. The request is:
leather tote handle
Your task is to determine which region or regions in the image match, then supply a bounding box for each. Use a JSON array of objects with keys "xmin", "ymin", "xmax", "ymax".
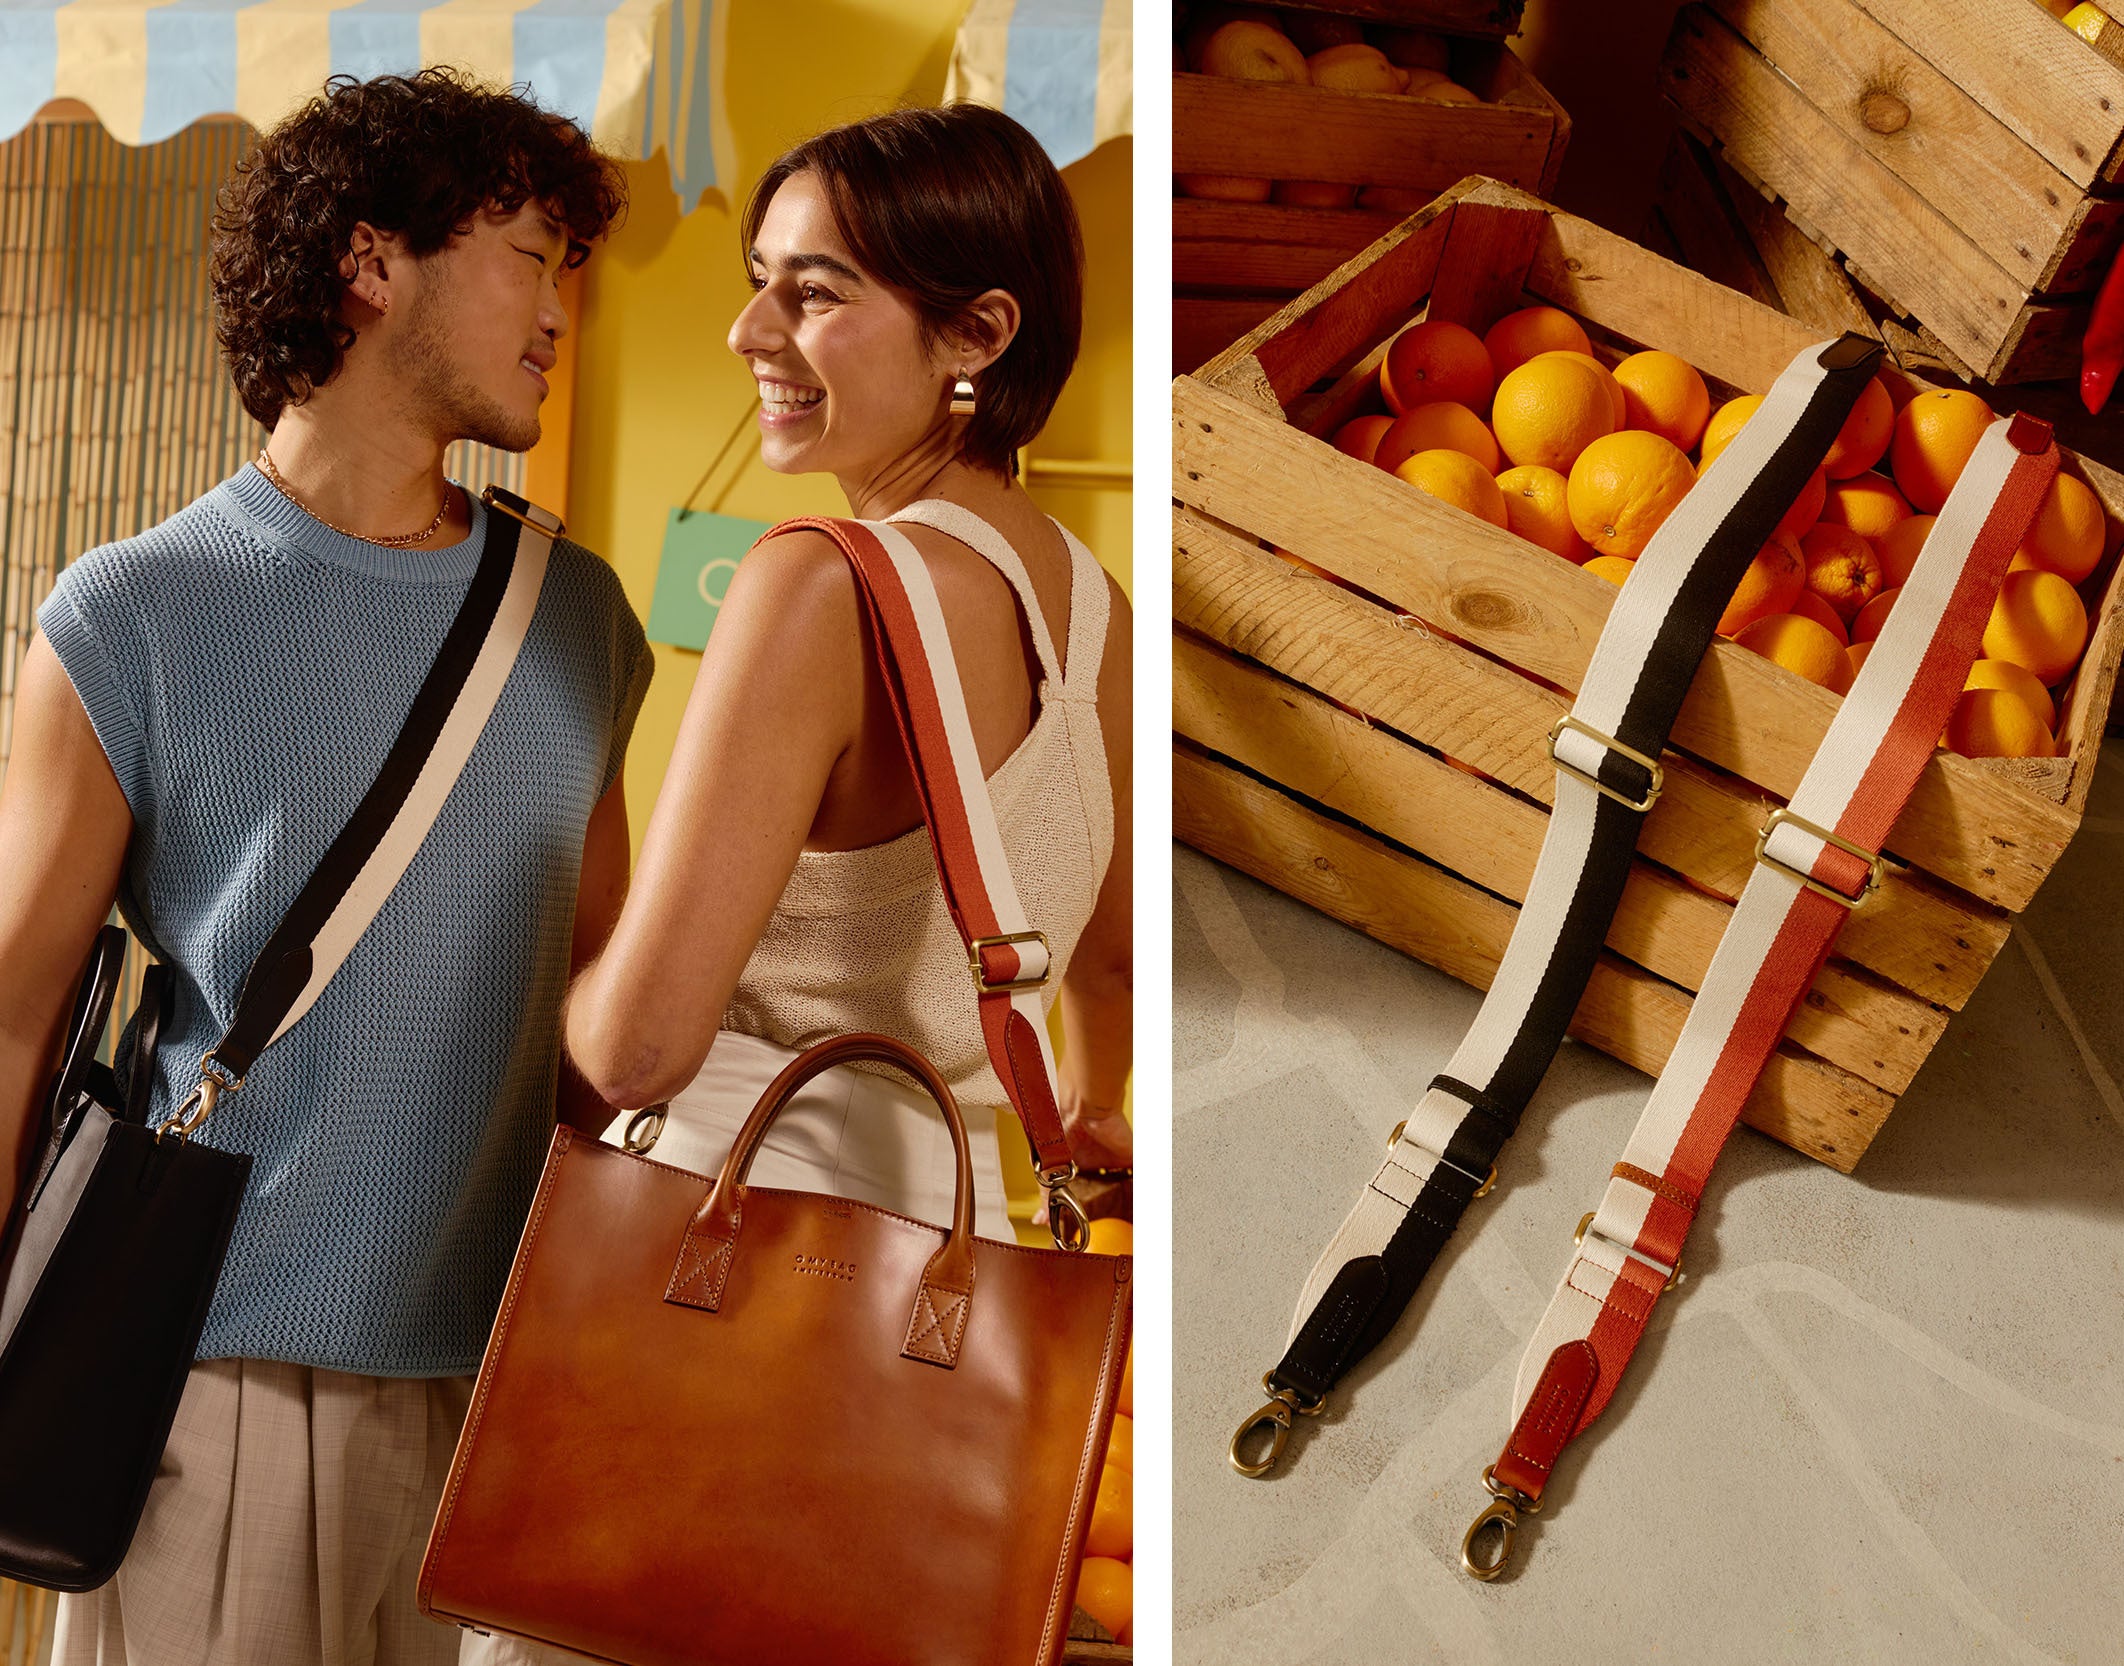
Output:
[
  {"xmin": 18, "ymin": 926, "xmax": 130, "ymax": 1216},
  {"xmin": 663, "ymin": 1034, "xmax": 981, "ymax": 1369}
]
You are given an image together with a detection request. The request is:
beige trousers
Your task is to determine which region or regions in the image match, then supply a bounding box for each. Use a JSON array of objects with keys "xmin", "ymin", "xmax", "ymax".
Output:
[{"xmin": 52, "ymin": 1358, "xmax": 476, "ymax": 1666}]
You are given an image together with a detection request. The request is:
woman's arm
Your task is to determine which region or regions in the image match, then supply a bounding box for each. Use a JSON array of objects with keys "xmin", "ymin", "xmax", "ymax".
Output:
[
  {"xmin": 564, "ymin": 531, "xmax": 861, "ymax": 1109},
  {"xmin": 1056, "ymin": 575, "xmax": 1133, "ymax": 1172},
  {"xmin": 0, "ymin": 638, "xmax": 133, "ymax": 1221}
]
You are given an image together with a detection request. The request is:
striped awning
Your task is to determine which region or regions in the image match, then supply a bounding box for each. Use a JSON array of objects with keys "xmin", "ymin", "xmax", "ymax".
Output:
[
  {"xmin": 945, "ymin": 0, "xmax": 1130, "ymax": 173},
  {"xmin": 0, "ymin": 0, "xmax": 729, "ymax": 209}
]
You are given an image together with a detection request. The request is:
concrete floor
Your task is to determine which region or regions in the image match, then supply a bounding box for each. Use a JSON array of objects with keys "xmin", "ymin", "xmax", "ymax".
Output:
[{"xmin": 1174, "ymin": 741, "xmax": 2124, "ymax": 1665}]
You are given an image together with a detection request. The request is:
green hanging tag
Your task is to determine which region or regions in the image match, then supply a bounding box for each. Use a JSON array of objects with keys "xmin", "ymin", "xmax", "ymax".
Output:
[{"xmin": 646, "ymin": 508, "xmax": 772, "ymax": 651}]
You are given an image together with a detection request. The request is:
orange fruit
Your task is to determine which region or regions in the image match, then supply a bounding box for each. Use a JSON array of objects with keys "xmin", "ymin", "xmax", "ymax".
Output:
[
  {"xmin": 1850, "ymin": 586, "xmax": 1898, "ymax": 645},
  {"xmin": 1106, "ymin": 1414, "xmax": 1134, "ymax": 1473},
  {"xmin": 1845, "ymin": 640, "xmax": 1874, "ymax": 680},
  {"xmin": 1700, "ymin": 395, "xmax": 1763, "ymax": 466},
  {"xmin": 1890, "ymin": 388, "xmax": 1995, "ymax": 513},
  {"xmin": 1491, "ymin": 355, "xmax": 1615, "ymax": 473},
  {"xmin": 1568, "ymin": 430, "xmax": 1698, "ymax": 559},
  {"xmin": 1823, "ymin": 377, "xmax": 1894, "ymax": 479},
  {"xmin": 2013, "ymin": 472, "xmax": 2106, "ymax": 584},
  {"xmin": 1074, "ymin": 1558, "xmax": 1132, "ymax": 1638},
  {"xmin": 1716, "ymin": 535, "xmax": 1805, "ymax": 636},
  {"xmin": 1773, "ymin": 468, "xmax": 1828, "ymax": 544},
  {"xmin": 1382, "ymin": 320, "xmax": 1495, "ymax": 416},
  {"xmin": 1966, "ymin": 659, "xmax": 2058, "ymax": 729},
  {"xmin": 1800, "ymin": 523, "xmax": 1886, "ymax": 623},
  {"xmin": 1375, "ymin": 402, "xmax": 1500, "ymax": 474},
  {"xmin": 1395, "ymin": 448, "xmax": 1508, "ymax": 526},
  {"xmin": 1496, "ymin": 464, "xmax": 1591, "ymax": 560},
  {"xmin": 1584, "ymin": 554, "xmax": 1636, "ymax": 586},
  {"xmin": 1788, "ymin": 588, "xmax": 1850, "ymax": 645},
  {"xmin": 1086, "ymin": 1219, "xmax": 1133, "ymax": 1256},
  {"xmin": 1946, "ymin": 687, "xmax": 2056, "ymax": 759},
  {"xmin": 1086, "ymin": 1464, "xmax": 1133, "ymax": 1558},
  {"xmin": 1118, "ymin": 1341, "xmax": 1132, "ymax": 1417},
  {"xmin": 1735, "ymin": 612, "xmax": 1854, "ymax": 694},
  {"xmin": 1613, "ymin": 350, "xmax": 1711, "ymax": 452},
  {"xmin": 1983, "ymin": 568, "xmax": 2088, "ymax": 683},
  {"xmin": 1483, "ymin": 305, "xmax": 1592, "ymax": 381},
  {"xmin": 1418, "ymin": 82, "xmax": 1484, "ymax": 104},
  {"xmin": 1821, "ymin": 471, "xmax": 1911, "ymax": 542},
  {"xmin": 1273, "ymin": 179, "xmax": 1359, "ymax": 209},
  {"xmin": 1534, "ymin": 350, "xmax": 1626, "ymax": 428},
  {"xmin": 1331, "ymin": 414, "xmax": 1394, "ymax": 463},
  {"xmin": 1875, "ymin": 514, "xmax": 1934, "ymax": 588}
]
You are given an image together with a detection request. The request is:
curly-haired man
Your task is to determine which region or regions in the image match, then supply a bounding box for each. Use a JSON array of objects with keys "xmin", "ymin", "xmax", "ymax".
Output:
[{"xmin": 0, "ymin": 70, "xmax": 647, "ymax": 1664}]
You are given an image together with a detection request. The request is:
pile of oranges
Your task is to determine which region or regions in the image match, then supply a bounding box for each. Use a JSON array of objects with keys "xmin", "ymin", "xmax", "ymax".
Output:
[
  {"xmin": 1072, "ymin": 1219, "xmax": 1136, "ymax": 1646},
  {"xmin": 1176, "ymin": 4, "xmax": 1480, "ymax": 212},
  {"xmin": 1333, "ymin": 307, "xmax": 2107, "ymax": 760}
]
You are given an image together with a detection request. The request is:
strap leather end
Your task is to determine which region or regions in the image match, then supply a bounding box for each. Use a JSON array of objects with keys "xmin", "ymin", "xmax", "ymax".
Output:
[{"xmin": 1494, "ymin": 1339, "xmax": 1599, "ymax": 1503}]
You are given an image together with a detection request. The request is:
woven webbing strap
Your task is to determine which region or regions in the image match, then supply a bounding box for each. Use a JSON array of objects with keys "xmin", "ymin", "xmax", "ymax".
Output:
[
  {"xmin": 1232, "ymin": 333, "xmax": 1886, "ymax": 1475},
  {"xmin": 1461, "ymin": 414, "xmax": 2059, "ymax": 1579},
  {"xmin": 760, "ymin": 516, "xmax": 1076, "ymax": 1184}
]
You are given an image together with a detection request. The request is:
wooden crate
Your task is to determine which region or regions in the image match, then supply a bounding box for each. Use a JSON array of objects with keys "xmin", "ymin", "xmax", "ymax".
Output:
[
  {"xmin": 1271, "ymin": 0, "xmax": 1525, "ymax": 34},
  {"xmin": 1657, "ymin": 0, "xmax": 2124, "ymax": 386},
  {"xmin": 1173, "ymin": 39, "xmax": 1569, "ymax": 373},
  {"xmin": 1171, "ymin": 175, "xmax": 2124, "ymax": 1172}
]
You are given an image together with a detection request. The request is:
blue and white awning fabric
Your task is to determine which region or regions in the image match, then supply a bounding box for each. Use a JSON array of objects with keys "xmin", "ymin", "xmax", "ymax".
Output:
[
  {"xmin": 945, "ymin": 0, "xmax": 1130, "ymax": 172},
  {"xmin": 0, "ymin": 0, "xmax": 730, "ymax": 210}
]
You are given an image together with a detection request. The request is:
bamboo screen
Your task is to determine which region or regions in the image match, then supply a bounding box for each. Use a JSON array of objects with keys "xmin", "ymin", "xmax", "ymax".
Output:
[{"xmin": 0, "ymin": 116, "xmax": 526, "ymax": 779}]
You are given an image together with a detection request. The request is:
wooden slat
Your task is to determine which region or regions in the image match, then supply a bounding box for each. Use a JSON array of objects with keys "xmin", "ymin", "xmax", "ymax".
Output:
[
  {"xmin": 1172, "ymin": 506, "xmax": 2012, "ymax": 1007},
  {"xmin": 1175, "ymin": 239, "xmax": 1359, "ymax": 295},
  {"xmin": 1702, "ymin": 0, "xmax": 2088, "ymax": 295},
  {"xmin": 1173, "ymin": 73, "xmax": 1559, "ymax": 194},
  {"xmin": 1709, "ymin": 147, "xmax": 1879, "ymax": 338},
  {"xmin": 1173, "ymin": 198, "xmax": 1403, "ymax": 252},
  {"xmin": 1170, "ymin": 384, "xmax": 2082, "ymax": 909},
  {"xmin": 1197, "ymin": 180, "xmax": 1466, "ymax": 411},
  {"xmin": 1269, "ymin": 0, "xmax": 1524, "ymax": 38},
  {"xmin": 1175, "ymin": 296, "xmax": 1284, "ymax": 378},
  {"xmin": 1424, "ymin": 195, "xmax": 1549, "ymax": 335},
  {"xmin": 1650, "ymin": 135, "xmax": 1786, "ymax": 312},
  {"xmin": 1525, "ymin": 194, "xmax": 1843, "ymax": 395},
  {"xmin": 1660, "ymin": 5, "xmax": 2027, "ymax": 379},
  {"xmin": 1174, "ymin": 631, "xmax": 1955, "ymax": 1092},
  {"xmin": 1174, "ymin": 743, "xmax": 1891, "ymax": 1172},
  {"xmin": 1849, "ymin": 0, "xmax": 2124, "ymax": 189}
]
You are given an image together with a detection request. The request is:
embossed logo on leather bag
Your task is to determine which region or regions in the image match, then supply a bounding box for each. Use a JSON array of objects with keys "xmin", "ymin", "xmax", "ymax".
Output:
[{"xmin": 793, "ymin": 1253, "xmax": 857, "ymax": 1283}]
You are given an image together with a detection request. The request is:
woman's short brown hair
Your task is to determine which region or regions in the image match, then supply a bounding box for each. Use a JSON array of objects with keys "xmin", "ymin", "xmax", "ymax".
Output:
[{"xmin": 742, "ymin": 105, "xmax": 1084, "ymax": 475}]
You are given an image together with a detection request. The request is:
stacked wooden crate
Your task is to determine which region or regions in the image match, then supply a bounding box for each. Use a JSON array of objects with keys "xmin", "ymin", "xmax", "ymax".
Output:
[
  {"xmin": 1173, "ymin": 1, "xmax": 1568, "ymax": 373},
  {"xmin": 1172, "ymin": 175, "xmax": 2124, "ymax": 1172},
  {"xmin": 1658, "ymin": 0, "xmax": 2124, "ymax": 386}
]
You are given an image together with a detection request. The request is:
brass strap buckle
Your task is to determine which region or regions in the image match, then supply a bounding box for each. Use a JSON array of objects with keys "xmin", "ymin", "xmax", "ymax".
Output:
[
  {"xmin": 1575, "ymin": 1210, "xmax": 1683, "ymax": 1292},
  {"xmin": 162, "ymin": 1052, "xmax": 246, "ymax": 1143},
  {"xmin": 479, "ymin": 485, "xmax": 565, "ymax": 538},
  {"xmin": 970, "ymin": 929, "xmax": 1050, "ymax": 994},
  {"xmin": 1461, "ymin": 1464, "xmax": 1542, "ymax": 1580},
  {"xmin": 1386, "ymin": 1120, "xmax": 1495, "ymax": 1198},
  {"xmin": 1041, "ymin": 1162, "xmax": 1091, "ymax": 1251},
  {"xmin": 1547, "ymin": 715, "xmax": 1663, "ymax": 813},
  {"xmin": 621, "ymin": 1104, "xmax": 669, "ymax": 1154},
  {"xmin": 1753, "ymin": 807, "xmax": 1883, "ymax": 909},
  {"xmin": 1229, "ymin": 1372, "xmax": 1327, "ymax": 1477}
]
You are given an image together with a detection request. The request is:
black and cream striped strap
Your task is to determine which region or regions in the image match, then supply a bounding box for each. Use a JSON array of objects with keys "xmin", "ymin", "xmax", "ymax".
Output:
[
  {"xmin": 1229, "ymin": 333, "xmax": 1884, "ymax": 1476},
  {"xmin": 161, "ymin": 484, "xmax": 560, "ymax": 1138}
]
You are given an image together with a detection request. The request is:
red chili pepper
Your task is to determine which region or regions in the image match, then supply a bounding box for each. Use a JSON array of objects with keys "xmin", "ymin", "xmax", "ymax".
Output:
[{"xmin": 2080, "ymin": 238, "xmax": 2124, "ymax": 414}]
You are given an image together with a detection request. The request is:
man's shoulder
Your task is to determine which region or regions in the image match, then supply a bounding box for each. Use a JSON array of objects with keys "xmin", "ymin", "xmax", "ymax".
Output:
[
  {"xmin": 48, "ymin": 487, "xmax": 253, "ymax": 611},
  {"xmin": 543, "ymin": 535, "xmax": 645, "ymax": 639}
]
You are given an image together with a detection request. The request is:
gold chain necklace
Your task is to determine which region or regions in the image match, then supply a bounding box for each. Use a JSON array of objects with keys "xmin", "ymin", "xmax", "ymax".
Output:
[{"xmin": 255, "ymin": 450, "xmax": 452, "ymax": 548}]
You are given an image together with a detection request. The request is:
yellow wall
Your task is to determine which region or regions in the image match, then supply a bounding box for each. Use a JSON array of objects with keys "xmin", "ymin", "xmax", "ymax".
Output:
[{"xmin": 562, "ymin": 0, "xmax": 1134, "ymax": 850}]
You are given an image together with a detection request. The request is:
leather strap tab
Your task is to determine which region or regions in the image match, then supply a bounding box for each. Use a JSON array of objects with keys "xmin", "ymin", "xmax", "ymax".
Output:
[
  {"xmin": 902, "ymin": 1253, "xmax": 975, "ymax": 1368},
  {"xmin": 1274, "ymin": 1256, "xmax": 1389, "ymax": 1401},
  {"xmin": 1493, "ymin": 1340, "xmax": 1599, "ymax": 1502},
  {"xmin": 665, "ymin": 1226, "xmax": 738, "ymax": 1313}
]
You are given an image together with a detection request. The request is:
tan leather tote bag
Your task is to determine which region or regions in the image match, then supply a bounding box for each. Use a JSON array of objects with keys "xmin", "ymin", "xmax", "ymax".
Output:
[{"xmin": 417, "ymin": 1032, "xmax": 1132, "ymax": 1665}]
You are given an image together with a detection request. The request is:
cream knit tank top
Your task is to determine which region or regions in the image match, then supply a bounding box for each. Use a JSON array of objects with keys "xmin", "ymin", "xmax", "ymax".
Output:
[{"xmin": 720, "ymin": 499, "xmax": 1116, "ymax": 1108}]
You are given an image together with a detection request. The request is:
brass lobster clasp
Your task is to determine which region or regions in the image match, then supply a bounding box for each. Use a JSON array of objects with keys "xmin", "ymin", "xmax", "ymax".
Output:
[{"xmin": 1228, "ymin": 1373, "xmax": 1326, "ymax": 1477}]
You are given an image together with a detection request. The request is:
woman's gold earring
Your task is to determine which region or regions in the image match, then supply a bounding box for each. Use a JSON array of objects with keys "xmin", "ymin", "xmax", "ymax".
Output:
[{"xmin": 949, "ymin": 375, "xmax": 977, "ymax": 418}]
